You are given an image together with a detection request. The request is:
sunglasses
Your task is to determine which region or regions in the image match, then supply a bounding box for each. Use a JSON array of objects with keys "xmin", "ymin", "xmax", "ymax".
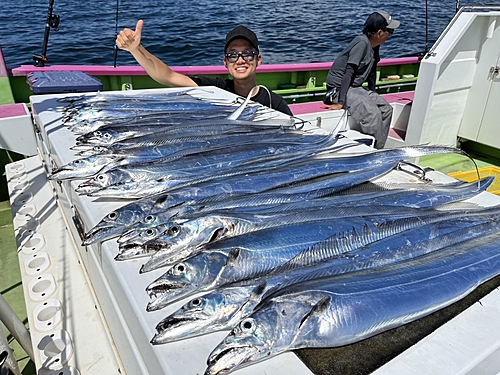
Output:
[
  {"xmin": 225, "ymin": 50, "xmax": 258, "ymax": 63},
  {"xmin": 385, "ymin": 28, "xmax": 394, "ymax": 35}
]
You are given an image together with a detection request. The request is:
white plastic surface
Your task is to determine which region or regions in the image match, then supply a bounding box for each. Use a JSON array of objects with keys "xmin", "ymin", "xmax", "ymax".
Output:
[
  {"xmin": 28, "ymin": 274, "xmax": 56, "ymax": 302},
  {"xmin": 38, "ymin": 366, "xmax": 80, "ymax": 375},
  {"xmin": 0, "ymin": 103, "xmax": 37, "ymax": 155},
  {"xmin": 38, "ymin": 330, "xmax": 74, "ymax": 370},
  {"xmin": 24, "ymin": 251, "xmax": 50, "ymax": 276},
  {"xmin": 33, "ymin": 299, "xmax": 63, "ymax": 333},
  {"xmin": 7, "ymin": 155, "xmax": 123, "ymax": 374},
  {"xmin": 15, "ymin": 203, "xmax": 36, "ymax": 221},
  {"xmin": 20, "ymin": 233, "xmax": 46, "ymax": 255}
]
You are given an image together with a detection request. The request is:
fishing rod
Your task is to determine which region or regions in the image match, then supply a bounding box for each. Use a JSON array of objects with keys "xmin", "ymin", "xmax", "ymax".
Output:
[
  {"xmin": 33, "ymin": 0, "xmax": 60, "ymax": 67},
  {"xmin": 113, "ymin": 0, "xmax": 120, "ymax": 67},
  {"xmin": 425, "ymin": 0, "xmax": 429, "ymax": 53}
]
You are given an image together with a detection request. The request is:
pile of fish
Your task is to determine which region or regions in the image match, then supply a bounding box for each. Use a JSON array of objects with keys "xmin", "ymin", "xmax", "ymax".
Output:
[{"xmin": 53, "ymin": 88, "xmax": 500, "ymax": 375}]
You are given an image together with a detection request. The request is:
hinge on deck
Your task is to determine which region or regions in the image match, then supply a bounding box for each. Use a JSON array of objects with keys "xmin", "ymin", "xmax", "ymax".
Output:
[{"xmin": 72, "ymin": 207, "xmax": 86, "ymax": 243}]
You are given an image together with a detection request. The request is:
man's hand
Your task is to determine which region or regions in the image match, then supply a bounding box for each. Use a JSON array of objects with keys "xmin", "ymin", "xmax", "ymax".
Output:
[
  {"xmin": 320, "ymin": 103, "xmax": 344, "ymax": 110},
  {"xmin": 116, "ymin": 20, "xmax": 143, "ymax": 52}
]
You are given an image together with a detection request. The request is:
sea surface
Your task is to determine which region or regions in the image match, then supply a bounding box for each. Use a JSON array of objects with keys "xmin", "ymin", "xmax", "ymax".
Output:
[{"xmin": 1, "ymin": 0, "xmax": 500, "ymax": 69}]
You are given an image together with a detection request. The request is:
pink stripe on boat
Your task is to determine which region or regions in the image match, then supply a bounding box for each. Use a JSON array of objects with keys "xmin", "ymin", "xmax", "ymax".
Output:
[
  {"xmin": 11, "ymin": 57, "xmax": 420, "ymax": 77},
  {"xmin": 0, "ymin": 103, "xmax": 29, "ymax": 119}
]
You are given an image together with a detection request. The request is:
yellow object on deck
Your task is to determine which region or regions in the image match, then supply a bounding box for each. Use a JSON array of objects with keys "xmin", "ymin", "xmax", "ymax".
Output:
[{"xmin": 448, "ymin": 167, "xmax": 500, "ymax": 196}]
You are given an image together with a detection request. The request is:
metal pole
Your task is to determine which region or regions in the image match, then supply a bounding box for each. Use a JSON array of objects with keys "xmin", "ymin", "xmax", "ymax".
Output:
[
  {"xmin": 0, "ymin": 338, "xmax": 20, "ymax": 375},
  {"xmin": 113, "ymin": 0, "xmax": 120, "ymax": 67},
  {"xmin": 0, "ymin": 295, "xmax": 33, "ymax": 362},
  {"xmin": 425, "ymin": 0, "xmax": 429, "ymax": 53},
  {"xmin": 33, "ymin": 0, "xmax": 59, "ymax": 67}
]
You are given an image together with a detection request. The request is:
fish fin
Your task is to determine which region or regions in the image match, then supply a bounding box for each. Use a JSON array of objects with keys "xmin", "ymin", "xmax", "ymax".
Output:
[
  {"xmin": 258, "ymin": 283, "xmax": 282, "ymax": 302},
  {"xmin": 298, "ymin": 296, "xmax": 332, "ymax": 330},
  {"xmin": 237, "ymin": 281, "xmax": 270, "ymax": 315},
  {"xmin": 246, "ymin": 281, "xmax": 268, "ymax": 304},
  {"xmin": 226, "ymin": 248, "xmax": 241, "ymax": 265}
]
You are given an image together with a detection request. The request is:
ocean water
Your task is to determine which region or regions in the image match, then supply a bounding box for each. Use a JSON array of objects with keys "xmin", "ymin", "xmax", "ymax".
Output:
[{"xmin": 1, "ymin": 0, "xmax": 499, "ymax": 69}]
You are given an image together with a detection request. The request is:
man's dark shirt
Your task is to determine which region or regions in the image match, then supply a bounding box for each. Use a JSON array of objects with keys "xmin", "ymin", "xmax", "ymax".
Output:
[
  {"xmin": 192, "ymin": 76, "xmax": 293, "ymax": 116},
  {"xmin": 325, "ymin": 34, "xmax": 381, "ymax": 106}
]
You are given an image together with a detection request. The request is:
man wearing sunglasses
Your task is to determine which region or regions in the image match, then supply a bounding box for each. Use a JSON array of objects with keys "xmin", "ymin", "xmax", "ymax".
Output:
[
  {"xmin": 116, "ymin": 22, "xmax": 292, "ymax": 116},
  {"xmin": 322, "ymin": 11, "xmax": 400, "ymax": 148}
]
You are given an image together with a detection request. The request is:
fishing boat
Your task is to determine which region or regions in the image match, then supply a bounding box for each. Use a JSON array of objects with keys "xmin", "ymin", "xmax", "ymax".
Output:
[{"xmin": 1, "ymin": 5, "xmax": 500, "ymax": 375}]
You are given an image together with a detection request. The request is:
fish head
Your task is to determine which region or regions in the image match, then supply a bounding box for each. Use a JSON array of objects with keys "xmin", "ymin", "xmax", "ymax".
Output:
[
  {"xmin": 66, "ymin": 119, "xmax": 110, "ymax": 134},
  {"xmin": 76, "ymin": 170, "xmax": 131, "ymax": 194},
  {"xmin": 130, "ymin": 220, "xmax": 190, "ymax": 248},
  {"xmin": 151, "ymin": 288, "xmax": 247, "ymax": 344},
  {"xmin": 122, "ymin": 229, "xmax": 173, "ymax": 260},
  {"xmin": 49, "ymin": 156, "xmax": 112, "ymax": 180},
  {"xmin": 83, "ymin": 129, "xmax": 120, "ymax": 146},
  {"xmin": 205, "ymin": 316, "xmax": 273, "ymax": 375},
  {"xmin": 121, "ymin": 223, "xmax": 168, "ymax": 245},
  {"xmin": 83, "ymin": 203, "xmax": 148, "ymax": 245},
  {"xmin": 75, "ymin": 145, "xmax": 107, "ymax": 157},
  {"xmin": 206, "ymin": 294, "xmax": 320, "ymax": 374},
  {"xmin": 117, "ymin": 220, "xmax": 162, "ymax": 244},
  {"xmin": 117, "ymin": 212, "xmax": 173, "ymax": 246},
  {"xmin": 69, "ymin": 142, "xmax": 95, "ymax": 152},
  {"xmin": 143, "ymin": 216, "xmax": 231, "ymax": 266},
  {"xmin": 145, "ymin": 251, "xmax": 228, "ymax": 311},
  {"xmin": 114, "ymin": 240, "xmax": 159, "ymax": 261},
  {"xmin": 88, "ymin": 180, "xmax": 164, "ymax": 199},
  {"xmin": 172, "ymin": 215, "xmax": 231, "ymax": 247}
]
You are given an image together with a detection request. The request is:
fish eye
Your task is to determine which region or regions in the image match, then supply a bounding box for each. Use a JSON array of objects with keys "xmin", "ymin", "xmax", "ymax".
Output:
[
  {"xmin": 143, "ymin": 215, "xmax": 155, "ymax": 224},
  {"xmin": 95, "ymin": 131, "xmax": 102, "ymax": 136},
  {"xmin": 107, "ymin": 212, "xmax": 118, "ymax": 220},
  {"xmin": 143, "ymin": 228, "xmax": 157, "ymax": 238},
  {"xmin": 188, "ymin": 298, "xmax": 203, "ymax": 308},
  {"xmin": 103, "ymin": 133, "xmax": 111, "ymax": 139},
  {"xmin": 172, "ymin": 263, "xmax": 187, "ymax": 275},
  {"xmin": 239, "ymin": 318, "xmax": 256, "ymax": 333},
  {"xmin": 97, "ymin": 175, "xmax": 105, "ymax": 181},
  {"xmin": 168, "ymin": 225, "xmax": 181, "ymax": 237}
]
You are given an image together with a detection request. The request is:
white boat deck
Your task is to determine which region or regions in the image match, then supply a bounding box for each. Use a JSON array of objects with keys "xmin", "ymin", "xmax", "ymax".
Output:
[{"xmin": 4, "ymin": 84, "xmax": 499, "ymax": 374}]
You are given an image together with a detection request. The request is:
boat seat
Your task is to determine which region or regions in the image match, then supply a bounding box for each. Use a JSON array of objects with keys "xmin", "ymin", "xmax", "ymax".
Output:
[
  {"xmin": 290, "ymin": 91, "xmax": 415, "ymax": 116},
  {"xmin": 289, "ymin": 91, "xmax": 415, "ymax": 145},
  {"xmin": 289, "ymin": 101, "xmax": 332, "ymax": 116},
  {"xmin": 382, "ymin": 91, "xmax": 415, "ymax": 142},
  {"xmin": 381, "ymin": 91, "xmax": 415, "ymax": 104}
]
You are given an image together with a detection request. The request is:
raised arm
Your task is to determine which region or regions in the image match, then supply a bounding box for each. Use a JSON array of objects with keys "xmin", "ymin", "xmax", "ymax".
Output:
[{"xmin": 115, "ymin": 20, "xmax": 197, "ymax": 87}]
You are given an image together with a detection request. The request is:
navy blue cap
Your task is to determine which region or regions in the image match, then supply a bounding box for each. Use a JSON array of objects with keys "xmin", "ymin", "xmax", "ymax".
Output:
[{"xmin": 225, "ymin": 26, "xmax": 259, "ymax": 52}]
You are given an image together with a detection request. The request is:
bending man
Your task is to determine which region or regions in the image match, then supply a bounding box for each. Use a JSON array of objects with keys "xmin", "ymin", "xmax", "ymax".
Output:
[
  {"xmin": 116, "ymin": 21, "xmax": 292, "ymax": 116},
  {"xmin": 322, "ymin": 11, "xmax": 400, "ymax": 148}
]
